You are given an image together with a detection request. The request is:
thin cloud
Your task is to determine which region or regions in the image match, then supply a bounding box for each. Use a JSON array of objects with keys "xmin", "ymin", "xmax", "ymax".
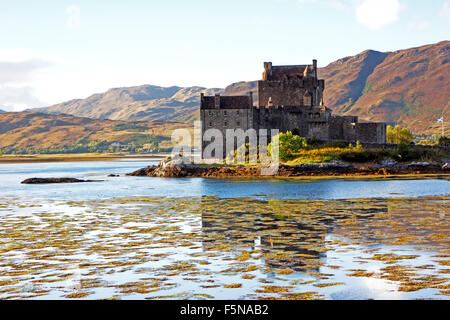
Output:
[
  {"xmin": 440, "ymin": 0, "xmax": 450, "ymax": 22},
  {"xmin": 66, "ymin": 5, "xmax": 81, "ymax": 30},
  {"xmin": 0, "ymin": 59, "xmax": 51, "ymax": 85},
  {"xmin": 295, "ymin": 0, "xmax": 400, "ymax": 29},
  {"xmin": 328, "ymin": 0, "xmax": 346, "ymax": 10},
  {"xmin": 0, "ymin": 86, "xmax": 46, "ymax": 111},
  {"xmin": 407, "ymin": 20, "xmax": 430, "ymax": 31},
  {"xmin": 0, "ymin": 50, "xmax": 52, "ymax": 110},
  {"xmin": 355, "ymin": 0, "xmax": 401, "ymax": 30}
]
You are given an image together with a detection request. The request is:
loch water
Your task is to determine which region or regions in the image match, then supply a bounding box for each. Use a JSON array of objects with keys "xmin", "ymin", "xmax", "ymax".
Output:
[
  {"xmin": 0, "ymin": 157, "xmax": 449, "ymax": 200},
  {"xmin": 0, "ymin": 158, "xmax": 449, "ymax": 300}
]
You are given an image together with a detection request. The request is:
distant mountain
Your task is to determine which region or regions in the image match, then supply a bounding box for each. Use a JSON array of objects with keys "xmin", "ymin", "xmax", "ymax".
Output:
[
  {"xmin": 0, "ymin": 109, "xmax": 5, "ymax": 113},
  {"xmin": 223, "ymin": 81, "xmax": 258, "ymax": 99},
  {"xmin": 318, "ymin": 40, "xmax": 450, "ymax": 134},
  {"xmin": 30, "ymin": 81, "xmax": 261, "ymax": 124},
  {"xmin": 31, "ymin": 41, "xmax": 449, "ymax": 134},
  {"xmin": 32, "ymin": 85, "xmax": 222, "ymax": 124},
  {"xmin": 0, "ymin": 112, "xmax": 190, "ymax": 152}
]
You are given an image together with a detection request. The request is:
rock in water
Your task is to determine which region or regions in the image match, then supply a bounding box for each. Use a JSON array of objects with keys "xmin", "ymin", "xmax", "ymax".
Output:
[
  {"xmin": 128, "ymin": 156, "xmax": 195, "ymax": 177},
  {"xmin": 21, "ymin": 178, "xmax": 100, "ymax": 184}
]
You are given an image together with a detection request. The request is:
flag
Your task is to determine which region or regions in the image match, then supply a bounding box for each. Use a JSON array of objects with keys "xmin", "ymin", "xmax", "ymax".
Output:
[{"xmin": 436, "ymin": 117, "xmax": 443, "ymax": 123}]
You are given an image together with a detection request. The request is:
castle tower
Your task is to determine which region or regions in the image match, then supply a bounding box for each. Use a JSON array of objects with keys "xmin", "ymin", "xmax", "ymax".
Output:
[{"xmin": 257, "ymin": 60, "xmax": 325, "ymax": 107}]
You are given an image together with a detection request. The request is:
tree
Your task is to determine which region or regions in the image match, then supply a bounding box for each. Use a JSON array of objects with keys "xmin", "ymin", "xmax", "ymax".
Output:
[
  {"xmin": 386, "ymin": 125, "xmax": 394, "ymax": 143},
  {"xmin": 387, "ymin": 125, "xmax": 413, "ymax": 144},
  {"xmin": 398, "ymin": 127, "xmax": 414, "ymax": 144},
  {"xmin": 268, "ymin": 131, "xmax": 307, "ymax": 162}
]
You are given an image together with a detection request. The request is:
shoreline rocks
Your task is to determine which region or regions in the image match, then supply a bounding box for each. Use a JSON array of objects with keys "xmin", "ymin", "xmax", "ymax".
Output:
[
  {"xmin": 127, "ymin": 158, "xmax": 450, "ymax": 178},
  {"xmin": 21, "ymin": 178, "xmax": 102, "ymax": 184}
]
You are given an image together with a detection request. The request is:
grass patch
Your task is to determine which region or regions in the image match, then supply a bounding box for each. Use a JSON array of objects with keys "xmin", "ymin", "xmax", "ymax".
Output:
[
  {"xmin": 286, "ymin": 144, "xmax": 450, "ymax": 164},
  {"xmin": 286, "ymin": 146, "xmax": 383, "ymax": 164}
]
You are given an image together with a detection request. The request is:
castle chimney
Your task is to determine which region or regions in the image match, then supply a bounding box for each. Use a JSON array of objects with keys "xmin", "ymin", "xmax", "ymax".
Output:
[
  {"xmin": 249, "ymin": 92, "xmax": 253, "ymax": 106},
  {"xmin": 263, "ymin": 62, "xmax": 272, "ymax": 80},
  {"xmin": 313, "ymin": 59, "xmax": 318, "ymax": 78},
  {"xmin": 214, "ymin": 94, "xmax": 220, "ymax": 109}
]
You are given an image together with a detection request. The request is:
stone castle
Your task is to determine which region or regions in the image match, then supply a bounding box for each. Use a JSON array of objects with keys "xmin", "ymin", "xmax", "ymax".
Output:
[{"xmin": 200, "ymin": 60, "xmax": 386, "ymax": 158}]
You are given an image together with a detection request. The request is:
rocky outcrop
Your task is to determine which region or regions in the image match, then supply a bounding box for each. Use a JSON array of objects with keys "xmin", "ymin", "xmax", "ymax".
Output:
[
  {"xmin": 128, "ymin": 157, "xmax": 198, "ymax": 177},
  {"xmin": 128, "ymin": 158, "xmax": 450, "ymax": 178},
  {"xmin": 21, "ymin": 178, "xmax": 101, "ymax": 184}
]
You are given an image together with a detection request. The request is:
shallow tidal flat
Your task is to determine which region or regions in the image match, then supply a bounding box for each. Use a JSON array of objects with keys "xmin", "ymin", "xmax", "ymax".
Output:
[{"xmin": 0, "ymin": 196, "xmax": 449, "ymax": 300}]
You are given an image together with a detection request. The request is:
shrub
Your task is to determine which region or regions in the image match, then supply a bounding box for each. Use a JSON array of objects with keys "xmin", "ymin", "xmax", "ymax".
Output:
[
  {"xmin": 268, "ymin": 131, "xmax": 308, "ymax": 162},
  {"xmin": 306, "ymin": 138, "xmax": 326, "ymax": 147}
]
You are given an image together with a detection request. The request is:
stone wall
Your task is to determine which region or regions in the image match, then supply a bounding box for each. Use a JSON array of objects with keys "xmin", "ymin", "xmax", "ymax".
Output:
[
  {"xmin": 257, "ymin": 77, "xmax": 324, "ymax": 108},
  {"xmin": 258, "ymin": 80, "xmax": 305, "ymax": 107},
  {"xmin": 201, "ymin": 108, "xmax": 252, "ymax": 159},
  {"xmin": 200, "ymin": 94, "xmax": 254, "ymax": 159},
  {"xmin": 201, "ymin": 103, "xmax": 387, "ymax": 159},
  {"xmin": 356, "ymin": 122, "xmax": 387, "ymax": 144},
  {"xmin": 329, "ymin": 115, "xmax": 358, "ymax": 142}
]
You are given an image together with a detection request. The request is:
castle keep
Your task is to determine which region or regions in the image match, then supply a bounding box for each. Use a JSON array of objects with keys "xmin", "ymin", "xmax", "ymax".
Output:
[{"xmin": 200, "ymin": 60, "xmax": 386, "ymax": 159}]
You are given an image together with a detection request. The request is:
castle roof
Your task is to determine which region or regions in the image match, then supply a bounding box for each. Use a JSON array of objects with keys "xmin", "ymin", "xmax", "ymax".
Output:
[
  {"xmin": 200, "ymin": 95, "xmax": 252, "ymax": 109},
  {"xmin": 267, "ymin": 65, "xmax": 310, "ymax": 81}
]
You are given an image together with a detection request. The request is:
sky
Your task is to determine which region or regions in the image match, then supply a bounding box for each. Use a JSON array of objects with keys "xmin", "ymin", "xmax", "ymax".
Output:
[{"xmin": 0, "ymin": 0, "xmax": 449, "ymax": 111}]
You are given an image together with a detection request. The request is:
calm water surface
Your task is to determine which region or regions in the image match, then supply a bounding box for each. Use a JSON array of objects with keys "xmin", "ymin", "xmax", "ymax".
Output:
[
  {"xmin": 0, "ymin": 158, "xmax": 448, "ymax": 300},
  {"xmin": 0, "ymin": 158, "xmax": 449, "ymax": 200}
]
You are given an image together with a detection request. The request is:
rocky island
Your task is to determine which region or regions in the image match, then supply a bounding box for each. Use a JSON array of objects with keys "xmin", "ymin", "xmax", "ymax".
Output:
[{"xmin": 128, "ymin": 157, "xmax": 450, "ymax": 178}]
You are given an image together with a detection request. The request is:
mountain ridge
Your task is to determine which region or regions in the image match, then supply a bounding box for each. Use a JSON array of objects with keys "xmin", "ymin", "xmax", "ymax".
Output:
[
  {"xmin": 30, "ymin": 40, "xmax": 449, "ymax": 134},
  {"xmin": 0, "ymin": 111, "xmax": 190, "ymax": 153}
]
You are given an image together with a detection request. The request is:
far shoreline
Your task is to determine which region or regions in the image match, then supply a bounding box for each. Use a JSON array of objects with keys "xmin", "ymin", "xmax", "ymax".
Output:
[{"xmin": 0, "ymin": 153, "xmax": 167, "ymax": 163}]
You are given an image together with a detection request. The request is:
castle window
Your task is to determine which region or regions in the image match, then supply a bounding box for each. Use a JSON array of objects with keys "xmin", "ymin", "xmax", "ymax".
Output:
[
  {"xmin": 224, "ymin": 121, "xmax": 228, "ymax": 127},
  {"xmin": 223, "ymin": 110, "xmax": 227, "ymax": 116},
  {"xmin": 209, "ymin": 122, "xmax": 212, "ymax": 127},
  {"xmin": 236, "ymin": 121, "xmax": 240, "ymax": 126},
  {"xmin": 236, "ymin": 110, "xmax": 240, "ymax": 115},
  {"xmin": 208, "ymin": 111, "xmax": 212, "ymax": 116}
]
